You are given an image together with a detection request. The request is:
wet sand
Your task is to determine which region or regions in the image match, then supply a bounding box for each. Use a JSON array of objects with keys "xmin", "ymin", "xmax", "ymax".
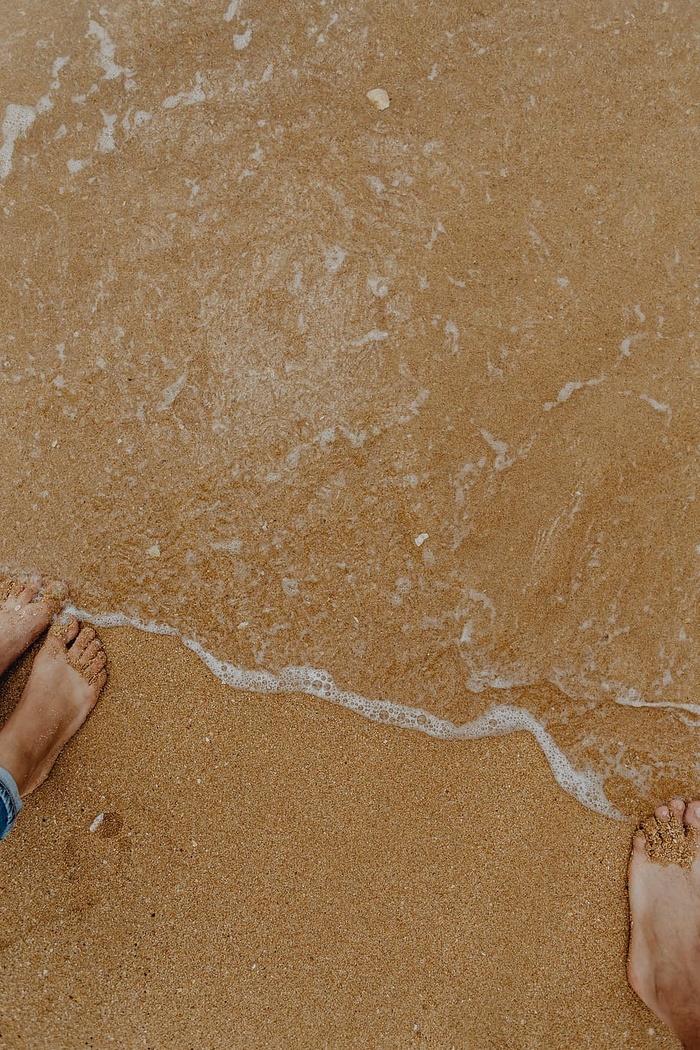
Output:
[{"xmin": 0, "ymin": 629, "xmax": 680, "ymax": 1048}]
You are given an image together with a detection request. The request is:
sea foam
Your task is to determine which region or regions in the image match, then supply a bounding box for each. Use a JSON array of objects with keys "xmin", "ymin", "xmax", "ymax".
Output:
[{"xmin": 66, "ymin": 605, "xmax": 621, "ymax": 819}]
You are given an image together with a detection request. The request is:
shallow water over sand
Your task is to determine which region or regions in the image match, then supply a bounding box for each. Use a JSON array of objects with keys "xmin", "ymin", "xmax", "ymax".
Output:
[{"xmin": 1, "ymin": 0, "xmax": 698, "ymax": 814}]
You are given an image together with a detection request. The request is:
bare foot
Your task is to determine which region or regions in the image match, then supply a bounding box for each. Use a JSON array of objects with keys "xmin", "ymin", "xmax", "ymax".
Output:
[
  {"xmin": 628, "ymin": 797, "xmax": 700, "ymax": 1049},
  {"xmin": 0, "ymin": 576, "xmax": 67, "ymax": 676},
  {"xmin": 0, "ymin": 616, "xmax": 107, "ymax": 797}
]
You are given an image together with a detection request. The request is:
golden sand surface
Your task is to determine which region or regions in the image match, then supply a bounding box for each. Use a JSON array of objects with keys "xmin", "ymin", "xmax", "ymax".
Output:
[
  {"xmin": 0, "ymin": 630, "xmax": 681, "ymax": 1048},
  {"xmin": 1, "ymin": 0, "xmax": 698, "ymax": 810},
  {"xmin": 0, "ymin": 0, "xmax": 698, "ymax": 1044}
]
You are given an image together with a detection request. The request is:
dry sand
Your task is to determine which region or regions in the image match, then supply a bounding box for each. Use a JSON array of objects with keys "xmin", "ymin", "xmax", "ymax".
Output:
[{"xmin": 0, "ymin": 628, "xmax": 681, "ymax": 1048}]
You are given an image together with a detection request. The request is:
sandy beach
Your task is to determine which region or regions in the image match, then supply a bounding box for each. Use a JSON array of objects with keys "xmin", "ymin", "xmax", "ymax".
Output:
[
  {"xmin": 0, "ymin": 628, "xmax": 681, "ymax": 1048},
  {"xmin": 1, "ymin": 0, "xmax": 697, "ymax": 1044}
]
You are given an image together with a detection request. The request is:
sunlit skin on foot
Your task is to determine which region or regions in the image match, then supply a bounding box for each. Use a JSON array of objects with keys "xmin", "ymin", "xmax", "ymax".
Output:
[
  {"xmin": 0, "ymin": 616, "xmax": 107, "ymax": 797},
  {"xmin": 628, "ymin": 797, "xmax": 700, "ymax": 1050},
  {"xmin": 0, "ymin": 577, "xmax": 67, "ymax": 677}
]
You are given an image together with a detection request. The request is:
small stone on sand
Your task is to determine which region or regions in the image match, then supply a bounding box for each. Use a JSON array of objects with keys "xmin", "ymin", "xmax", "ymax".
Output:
[
  {"xmin": 367, "ymin": 88, "xmax": 390, "ymax": 111},
  {"xmin": 146, "ymin": 544, "xmax": 161, "ymax": 558}
]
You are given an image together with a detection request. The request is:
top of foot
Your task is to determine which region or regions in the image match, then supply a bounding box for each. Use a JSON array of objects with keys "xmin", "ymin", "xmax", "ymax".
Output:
[
  {"xmin": 0, "ymin": 576, "xmax": 67, "ymax": 677},
  {"xmin": 628, "ymin": 797, "xmax": 700, "ymax": 1049},
  {"xmin": 0, "ymin": 615, "xmax": 106, "ymax": 798}
]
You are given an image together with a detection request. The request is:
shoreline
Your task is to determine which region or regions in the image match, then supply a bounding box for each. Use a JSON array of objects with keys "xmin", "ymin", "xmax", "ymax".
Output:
[
  {"xmin": 63, "ymin": 603, "xmax": 622, "ymax": 819},
  {"xmin": 0, "ymin": 0, "xmax": 695, "ymax": 1043},
  {"xmin": 0, "ymin": 626, "xmax": 678, "ymax": 1048}
]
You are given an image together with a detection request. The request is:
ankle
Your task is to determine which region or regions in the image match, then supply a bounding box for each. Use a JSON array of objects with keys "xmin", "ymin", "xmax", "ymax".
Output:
[{"xmin": 0, "ymin": 728, "xmax": 31, "ymax": 797}]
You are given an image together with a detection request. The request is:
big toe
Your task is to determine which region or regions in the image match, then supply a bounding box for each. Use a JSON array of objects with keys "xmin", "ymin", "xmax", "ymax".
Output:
[
  {"xmin": 684, "ymin": 801, "xmax": 700, "ymax": 830},
  {"xmin": 668, "ymin": 797, "xmax": 686, "ymax": 820},
  {"xmin": 16, "ymin": 581, "xmax": 41, "ymax": 604},
  {"xmin": 7, "ymin": 579, "xmax": 26, "ymax": 599},
  {"xmin": 631, "ymin": 829, "xmax": 649, "ymax": 861},
  {"xmin": 48, "ymin": 615, "xmax": 80, "ymax": 650},
  {"xmin": 42, "ymin": 580, "xmax": 68, "ymax": 608}
]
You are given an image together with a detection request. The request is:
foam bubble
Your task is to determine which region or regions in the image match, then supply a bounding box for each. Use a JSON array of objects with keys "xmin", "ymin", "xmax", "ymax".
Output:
[
  {"xmin": 0, "ymin": 104, "xmax": 36, "ymax": 179},
  {"xmin": 233, "ymin": 26, "xmax": 253, "ymax": 50},
  {"xmin": 86, "ymin": 21, "xmax": 132, "ymax": 82}
]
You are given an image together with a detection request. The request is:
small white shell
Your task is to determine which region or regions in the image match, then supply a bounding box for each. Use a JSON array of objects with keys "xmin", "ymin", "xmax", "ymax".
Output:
[
  {"xmin": 89, "ymin": 813, "xmax": 105, "ymax": 833},
  {"xmin": 367, "ymin": 88, "xmax": 390, "ymax": 111}
]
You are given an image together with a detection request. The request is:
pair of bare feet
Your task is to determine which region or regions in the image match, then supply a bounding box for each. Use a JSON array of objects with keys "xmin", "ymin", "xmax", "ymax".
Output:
[
  {"xmin": 0, "ymin": 578, "xmax": 698, "ymax": 1047},
  {"xmin": 0, "ymin": 577, "xmax": 106, "ymax": 798}
]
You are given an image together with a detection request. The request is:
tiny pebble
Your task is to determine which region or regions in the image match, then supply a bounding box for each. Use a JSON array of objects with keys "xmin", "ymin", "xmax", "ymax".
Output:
[
  {"xmin": 414, "ymin": 533, "xmax": 429, "ymax": 547},
  {"xmin": 146, "ymin": 544, "xmax": 161, "ymax": 558},
  {"xmin": 367, "ymin": 88, "xmax": 390, "ymax": 111},
  {"xmin": 89, "ymin": 812, "xmax": 104, "ymax": 833}
]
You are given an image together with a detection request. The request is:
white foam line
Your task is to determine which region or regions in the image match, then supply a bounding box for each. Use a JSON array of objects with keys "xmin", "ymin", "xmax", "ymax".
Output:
[
  {"xmin": 0, "ymin": 104, "xmax": 36, "ymax": 180},
  {"xmin": 639, "ymin": 393, "xmax": 672, "ymax": 421},
  {"xmin": 615, "ymin": 695, "xmax": 700, "ymax": 718},
  {"xmin": 543, "ymin": 377, "xmax": 603, "ymax": 412},
  {"xmin": 66, "ymin": 605, "xmax": 621, "ymax": 819},
  {"xmin": 67, "ymin": 607, "xmax": 179, "ymax": 637},
  {"xmin": 0, "ymin": 54, "xmax": 72, "ymax": 180},
  {"xmin": 350, "ymin": 329, "xmax": 389, "ymax": 348},
  {"xmin": 86, "ymin": 20, "xmax": 132, "ymax": 82}
]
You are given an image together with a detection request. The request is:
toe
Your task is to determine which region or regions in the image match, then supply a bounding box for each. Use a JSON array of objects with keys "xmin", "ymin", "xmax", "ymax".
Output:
[
  {"xmin": 93, "ymin": 669, "xmax": 108, "ymax": 694},
  {"xmin": 669, "ymin": 797, "xmax": 686, "ymax": 819},
  {"xmin": 42, "ymin": 580, "xmax": 68, "ymax": 608},
  {"xmin": 17, "ymin": 582, "xmax": 41, "ymax": 604},
  {"xmin": 684, "ymin": 801, "xmax": 700, "ymax": 830},
  {"xmin": 49, "ymin": 615, "xmax": 80, "ymax": 646},
  {"xmin": 79, "ymin": 639, "xmax": 103, "ymax": 665},
  {"xmin": 69, "ymin": 626, "xmax": 96, "ymax": 658},
  {"xmin": 85, "ymin": 653, "xmax": 107, "ymax": 681},
  {"xmin": 655, "ymin": 804, "xmax": 671, "ymax": 821},
  {"xmin": 632, "ymin": 830, "xmax": 649, "ymax": 859}
]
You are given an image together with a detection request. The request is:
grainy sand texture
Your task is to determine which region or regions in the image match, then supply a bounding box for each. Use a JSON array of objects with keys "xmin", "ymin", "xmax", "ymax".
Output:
[
  {"xmin": 0, "ymin": 631, "xmax": 682, "ymax": 1048},
  {"xmin": 0, "ymin": 0, "xmax": 697, "ymax": 1045}
]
